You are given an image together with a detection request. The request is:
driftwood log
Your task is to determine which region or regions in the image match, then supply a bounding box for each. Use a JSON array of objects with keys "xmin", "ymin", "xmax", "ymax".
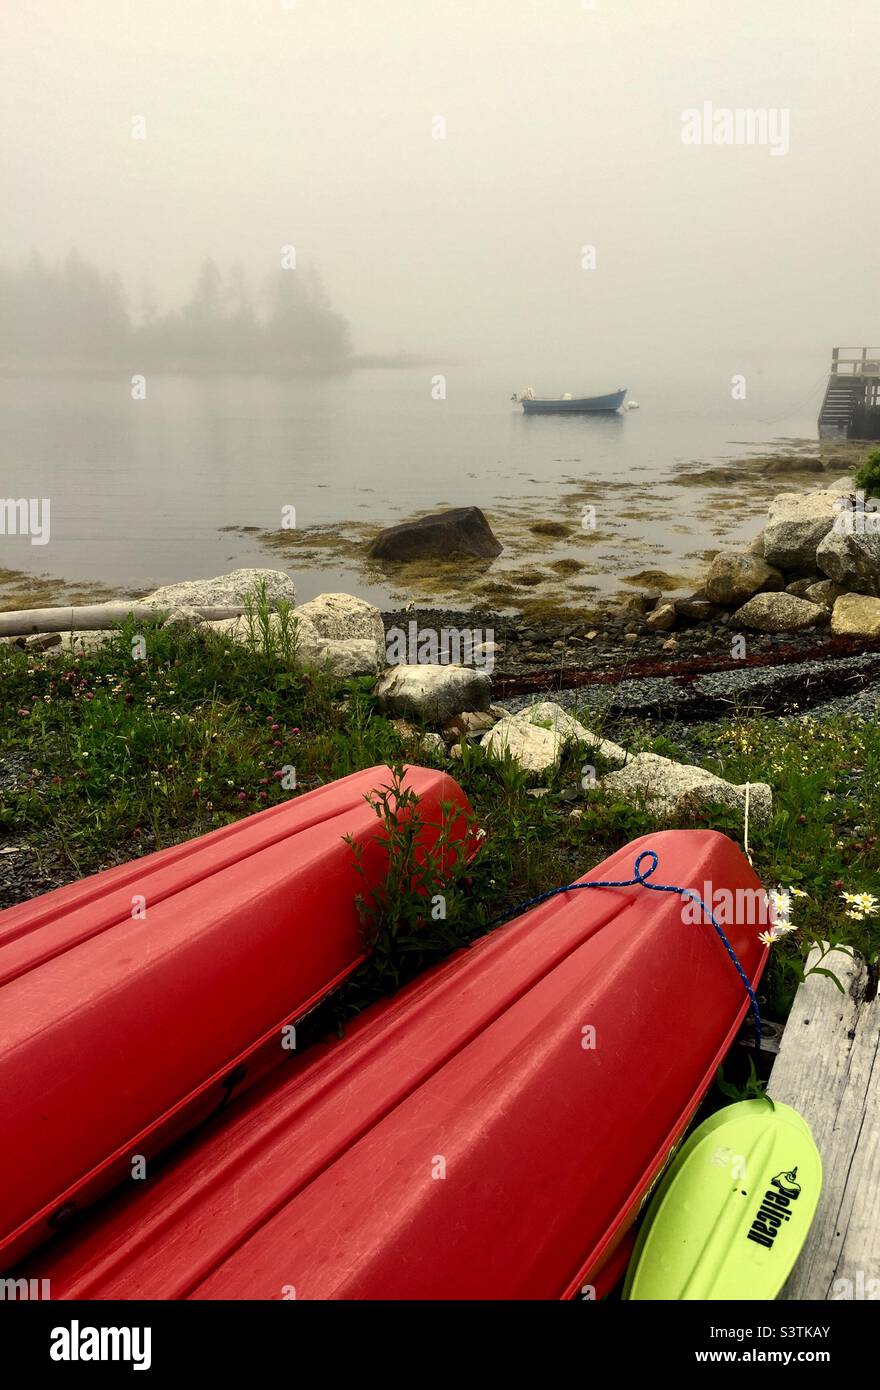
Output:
[{"xmin": 0, "ymin": 605, "xmax": 245, "ymax": 638}]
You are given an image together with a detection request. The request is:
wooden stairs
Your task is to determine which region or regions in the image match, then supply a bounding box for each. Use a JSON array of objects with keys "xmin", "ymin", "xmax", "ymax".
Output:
[
  {"xmin": 818, "ymin": 374, "xmax": 863, "ymax": 437},
  {"xmin": 818, "ymin": 347, "xmax": 880, "ymax": 440}
]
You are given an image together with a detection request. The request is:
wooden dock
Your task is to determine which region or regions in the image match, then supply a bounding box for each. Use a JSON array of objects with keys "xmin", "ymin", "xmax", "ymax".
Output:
[
  {"xmin": 818, "ymin": 346, "xmax": 880, "ymax": 440},
  {"xmin": 769, "ymin": 945, "xmax": 880, "ymax": 1300}
]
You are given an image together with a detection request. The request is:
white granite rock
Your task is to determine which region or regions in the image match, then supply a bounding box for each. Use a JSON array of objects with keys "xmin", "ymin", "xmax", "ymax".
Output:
[
  {"xmin": 143, "ymin": 568, "xmax": 296, "ymax": 609},
  {"xmin": 705, "ymin": 551, "xmax": 784, "ymax": 605},
  {"xmin": 294, "ymin": 592, "xmax": 385, "ymax": 650},
  {"xmin": 374, "ymin": 664, "xmax": 492, "ymax": 722},
  {"xmin": 308, "ymin": 638, "xmax": 381, "ymax": 677},
  {"xmin": 762, "ymin": 490, "xmax": 845, "ymax": 571},
  {"xmin": 830, "ymin": 592, "xmax": 880, "ymax": 637},
  {"xmin": 816, "ymin": 525, "xmax": 880, "ymax": 598},
  {"xmin": 480, "ymin": 701, "xmax": 627, "ymax": 776},
  {"xmin": 480, "ymin": 718, "xmax": 562, "ymax": 776},
  {"xmin": 732, "ymin": 592, "xmax": 826, "ymax": 632},
  {"xmin": 602, "ymin": 753, "xmax": 772, "ymax": 823}
]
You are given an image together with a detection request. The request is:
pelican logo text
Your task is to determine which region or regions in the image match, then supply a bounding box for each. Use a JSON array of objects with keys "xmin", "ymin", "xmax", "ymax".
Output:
[{"xmin": 746, "ymin": 1168, "xmax": 802, "ymax": 1249}]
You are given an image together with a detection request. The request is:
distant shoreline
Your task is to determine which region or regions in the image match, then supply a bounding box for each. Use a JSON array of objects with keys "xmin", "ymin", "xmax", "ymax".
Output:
[{"xmin": 0, "ymin": 354, "xmax": 445, "ymax": 377}]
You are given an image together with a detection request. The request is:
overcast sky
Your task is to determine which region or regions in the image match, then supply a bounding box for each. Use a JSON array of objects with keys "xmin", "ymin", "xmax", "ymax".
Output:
[{"xmin": 2, "ymin": 0, "xmax": 879, "ymax": 385}]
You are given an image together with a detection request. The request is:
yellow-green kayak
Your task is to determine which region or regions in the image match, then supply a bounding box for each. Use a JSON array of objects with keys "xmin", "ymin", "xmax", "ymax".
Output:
[{"xmin": 624, "ymin": 1099, "xmax": 822, "ymax": 1300}]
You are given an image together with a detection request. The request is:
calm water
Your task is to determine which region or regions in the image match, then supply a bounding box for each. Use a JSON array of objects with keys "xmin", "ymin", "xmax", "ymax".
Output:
[{"xmin": 0, "ymin": 368, "xmax": 821, "ymax": 608}]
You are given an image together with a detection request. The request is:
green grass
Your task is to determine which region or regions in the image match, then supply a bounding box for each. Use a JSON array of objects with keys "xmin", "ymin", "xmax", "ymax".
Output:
[{"xmin": 1, "ymin": 623, "xmax": 877, "ymax": 1024}]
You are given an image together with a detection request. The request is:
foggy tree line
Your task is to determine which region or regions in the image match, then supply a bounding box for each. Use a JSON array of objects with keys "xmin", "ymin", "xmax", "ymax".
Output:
[{"xmin": 0, "ymin": 252, "xmax": 353, "ymax": 370}]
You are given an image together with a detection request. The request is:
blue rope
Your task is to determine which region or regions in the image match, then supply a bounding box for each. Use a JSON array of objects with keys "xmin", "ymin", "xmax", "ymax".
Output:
[{"xmin": 485, "ymin": 848, "xmax": 762, "ymax": 1061}]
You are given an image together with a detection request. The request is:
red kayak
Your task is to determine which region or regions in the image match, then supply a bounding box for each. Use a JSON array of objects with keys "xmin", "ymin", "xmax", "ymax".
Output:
[
  {"xmin": 22, "ymin": 825, "xmax": 767, "ymax": 1299},
  {"xmin": 0, "ymin": 765, "xmax": 473, "ymax": 1269}
]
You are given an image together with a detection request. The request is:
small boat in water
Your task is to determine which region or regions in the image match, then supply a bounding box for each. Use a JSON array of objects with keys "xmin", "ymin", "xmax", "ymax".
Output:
[{"xmin": 518, "ymin": 387, "xmax": 627, "ymax": 414}]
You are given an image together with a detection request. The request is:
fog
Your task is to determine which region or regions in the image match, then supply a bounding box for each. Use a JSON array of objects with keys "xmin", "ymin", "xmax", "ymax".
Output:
[
  {"xmin": 0, "ymin": 252, "xmax": 352, "ymax": 370},
  {"xmin": 2, "ymin": 0, "xmax": 879, "ymax": 392}
]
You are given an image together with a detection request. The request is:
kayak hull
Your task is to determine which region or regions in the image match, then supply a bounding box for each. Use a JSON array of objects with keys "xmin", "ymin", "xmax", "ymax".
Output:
[
  {"xmin": 24, "ymin": 826, "xmax": 768, "ymax": 1299},
  {"xmin": 625, "ymin": 1100, "xmax": 822, "ymax": 1300},
  {"xmin": 0, "ymin": 765, "xmax": 473, "ymax": 1268}
]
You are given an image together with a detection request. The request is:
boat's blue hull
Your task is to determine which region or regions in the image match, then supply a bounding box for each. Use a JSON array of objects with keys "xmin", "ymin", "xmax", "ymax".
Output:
[{"xmin": 522, "ymin": 389, "xmax": 627, "ymax": 414}]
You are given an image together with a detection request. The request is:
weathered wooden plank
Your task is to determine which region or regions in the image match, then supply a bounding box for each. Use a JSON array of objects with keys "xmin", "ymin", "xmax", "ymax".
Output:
[
  {"xmin": 769, "ymin": 945, "xmax": 880, "ymax": 1300},
  {"xmin": 0, "ymin": 604, "xmax": 244, "ymax": 637}
]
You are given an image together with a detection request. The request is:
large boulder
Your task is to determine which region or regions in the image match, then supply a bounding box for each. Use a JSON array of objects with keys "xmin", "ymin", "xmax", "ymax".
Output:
[
  {"xmin": 762, "ymin": 490, "xmax": 844, "ymax": 571},
  {"xmin": 602, "ymin": 753, "xmax": 772, "ymax": 823},
  {"xmin": 732, "ymin": 592, "xmax": 826, "ymax": 632},
  {"xmin": 143, "ymin": 568, "xmax": 296, "ymax": 609},
  {"xmin": 481, "ymin": 700, "xmax": 625, "ymax": 778},
  {"xmin": 308, "ymin": 638, "xmax": 381, "ymax": 678},
  {"xmin": 374, "ymin": 664, "xmax": 492, "ymax": 723},
  {"xmin": 816, "ymin": 526, "xmax": 880, "ymax": 598},
  {"xmin": 368, "ymin": 507, "xmax": 503, "ymax": 562},
  {"xmin": 480, "ymin": 718, "xmax": 561, "ymax": 776},
  {"xmin": 293, "ymin": 592, "xmax": 385, "ymax": 650},
  {"xmin": 831, "ymin": 592, "xmax": 880, "ymax": 637},
  {"xmin": 480, "ymin": 702, "xmax": 626, "ymax": 776},
  {"xmin": 513, "ymin": 702, "xmax": 625, "ymax": 756},
  {"xmin": 704, "ymin": 550, "xmax": 784, "ymax": 605}
]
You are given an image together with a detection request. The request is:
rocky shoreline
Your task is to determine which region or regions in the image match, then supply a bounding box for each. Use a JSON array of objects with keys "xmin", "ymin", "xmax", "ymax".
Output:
[
  {"xmin": 5, "ymin": 463, "xmax": 880, "ymax": 914},
  {"xmin": 5, "ymin": 465, "xmax": 880, "ymax": 735},
  {"xmin": 374, "ymin": 612, "xmax": 880, "ymax": 770}
]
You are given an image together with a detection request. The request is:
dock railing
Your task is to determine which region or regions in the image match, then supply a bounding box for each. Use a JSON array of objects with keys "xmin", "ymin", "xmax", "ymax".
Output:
[{"xmin": 830, "ymin": 346, "xmax": 880, "ymax": 377}]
